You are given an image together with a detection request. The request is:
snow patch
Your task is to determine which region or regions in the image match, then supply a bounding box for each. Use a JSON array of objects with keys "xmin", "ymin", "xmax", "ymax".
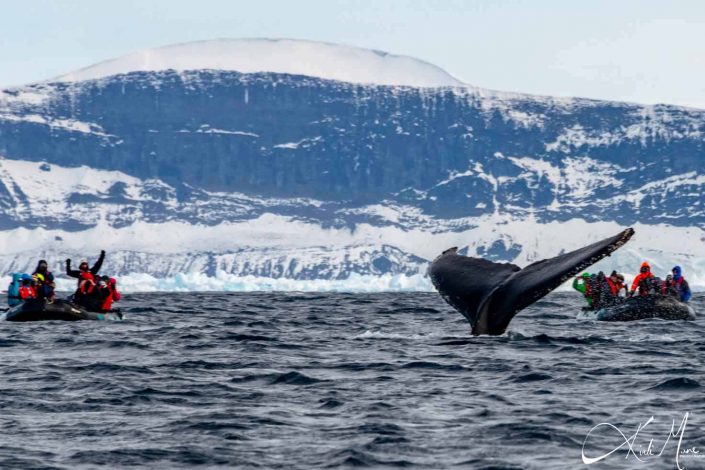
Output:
[
  {"xmin": 0, "ymin": 89, "xmax": 51, "ymax": 106},
  {"xmin": 546, "ymin": 112, "xmax": 704, "ymax": 152},
  {"xmin": 273, "ymin": 136, "xmax": 322, "ymax": 149},
  {"xmin": 196, "ymin": 127, "xmax": 258, "ymax": 137},
  {"xmin": 561, "ymin": 157, "xmax": 624, "ymax": 199},
  {"xmin": 617, "ymin": 171, "xmax": 705, "ymax": 208},
  {"xmin": 0, "ymin": 113, "xmax": 114, "ymax": 137},
  {"xmin": 0, "ymin": 158, "xmax": 143, "ymax": 216}
]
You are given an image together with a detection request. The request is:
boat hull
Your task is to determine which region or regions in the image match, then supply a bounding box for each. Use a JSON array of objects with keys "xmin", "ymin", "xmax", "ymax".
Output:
[
  {"xmin": 595, "ymin": 296, "xmax": 695, "ymax": 322},
  {"xmin": 5, "ymin": 299, "xmax": 123, "ymax": 322}
]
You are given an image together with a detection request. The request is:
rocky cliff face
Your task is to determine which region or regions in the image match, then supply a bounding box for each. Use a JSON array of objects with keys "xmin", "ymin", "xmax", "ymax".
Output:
[
  {"xmin": 1, "ymin": 70, "xmax": 703, "ymax": 223},
  {"xmin": 0, "ymin": 65, "xmax": 703, "ymax": 283}
]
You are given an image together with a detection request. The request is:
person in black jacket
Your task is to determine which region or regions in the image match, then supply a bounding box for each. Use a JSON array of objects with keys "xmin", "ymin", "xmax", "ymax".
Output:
[
  {"xmin": 66, "ymin": 250, "xmax": 105, "ymax": 287},
  {"xmin": 32, "ymin": 259, "xmax": 56, "ymax": 300}
]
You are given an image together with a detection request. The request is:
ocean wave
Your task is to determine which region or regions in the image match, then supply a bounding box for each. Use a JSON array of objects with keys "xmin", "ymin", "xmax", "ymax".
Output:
[
  {"xmin": 353, "ymin": 330, "xmax": 439, "ymax": 340},
  {"xmin": 648, "ymin": 377, "xmax": 701, "ymax": 390}
]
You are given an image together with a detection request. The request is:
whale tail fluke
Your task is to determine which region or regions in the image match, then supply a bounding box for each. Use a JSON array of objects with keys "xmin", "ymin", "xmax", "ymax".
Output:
[
  {"xmin": 428, "ymin": 249, "xmax": 520, "ymax": 328},
  {"xmin": 429, "ymin": 228, "xmax": 635, "ymax": 335}
]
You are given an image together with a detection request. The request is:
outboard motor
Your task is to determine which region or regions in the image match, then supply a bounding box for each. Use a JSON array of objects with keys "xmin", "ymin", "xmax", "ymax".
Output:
[{"xmin": 7, "ymin": 273, "xmax": 23, "ymax": 307}]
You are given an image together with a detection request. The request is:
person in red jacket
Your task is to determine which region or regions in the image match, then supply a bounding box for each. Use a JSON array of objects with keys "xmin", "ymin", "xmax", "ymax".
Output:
[
  {"xmin": 630, "ymin": 262, "xmax": 654, "ymax": 296},
  {"xmin": 72, "ymin": 271, "xmax": 96, "ymax": 308},
  {"xmin": 98, "ymin": 276, "xmax": 121, "ymax": 311}
]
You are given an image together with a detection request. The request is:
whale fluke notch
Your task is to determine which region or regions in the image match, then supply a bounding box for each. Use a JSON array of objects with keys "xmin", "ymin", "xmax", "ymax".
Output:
[{"xmin": 428, "ymin": 228, "xmax": 635, "ymax": 335}]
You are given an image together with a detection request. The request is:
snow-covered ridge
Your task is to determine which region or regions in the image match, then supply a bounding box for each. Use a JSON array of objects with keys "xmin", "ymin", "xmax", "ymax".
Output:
[{"xmin": 53, "ymin": 38, "xmax": 464, "ymax": 88}]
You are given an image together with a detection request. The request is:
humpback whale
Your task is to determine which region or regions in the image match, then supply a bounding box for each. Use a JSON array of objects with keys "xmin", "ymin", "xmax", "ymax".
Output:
[{"xmin": 428, "ymin": 228, "xmax": 635, "ymax": 335}]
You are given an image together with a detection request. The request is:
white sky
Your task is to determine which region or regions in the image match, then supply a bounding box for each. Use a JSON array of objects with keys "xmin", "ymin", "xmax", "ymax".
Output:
[{"xmin": 1, "ymin": 0, "xmax": 704, "ymax": 108}]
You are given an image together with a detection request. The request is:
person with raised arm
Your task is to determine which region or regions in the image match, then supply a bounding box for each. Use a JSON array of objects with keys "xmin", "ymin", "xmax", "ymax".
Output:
[{"xmin": 66, "ymin": 250, "xmax": 106, "ymax": 287}]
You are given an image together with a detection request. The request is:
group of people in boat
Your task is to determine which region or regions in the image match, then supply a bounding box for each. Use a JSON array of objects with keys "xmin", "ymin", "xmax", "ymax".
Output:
[
  {"xmin": 7, "ymin": 250, "xmax": 121, "ymax": 313},
  {"xmin": 573, "ymin": 261, "xmax": 692, "ymax": 310}
]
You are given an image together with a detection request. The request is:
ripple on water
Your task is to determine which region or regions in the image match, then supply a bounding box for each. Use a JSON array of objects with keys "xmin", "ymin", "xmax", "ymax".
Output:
[
  {"xmin": 324, "ymin": 448, "xmax": 414, "ymax": 468},
  {"xmin": 269, "ymin": 371, "xmax": 324, "ymax": 385},
  {"xmin": 648, "ymin": 377, "xmax": 701, "ymax": 391},
  {"xmin": 510, "ymin": 372, "xmax": 553, "ymax": 383}
]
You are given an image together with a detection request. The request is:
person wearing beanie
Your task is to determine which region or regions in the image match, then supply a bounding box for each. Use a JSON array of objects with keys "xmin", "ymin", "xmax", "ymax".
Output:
[{"xmin": 66, "ymin": 250, "xmax": 106, "ymax": 287}]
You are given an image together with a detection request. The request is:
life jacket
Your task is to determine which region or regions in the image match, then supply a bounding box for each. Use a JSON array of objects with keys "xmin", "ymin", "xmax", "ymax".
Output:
[
  {"xmin": 7, "ymin": 273, "xmax": 23, "ymax": 306},
  {"xmin": 615, "ymin": 280, "xmax": 626, "ymax": 295},
  {"xmin": 606, "ymin": 278, "xmax": 619, "ymax": 296},
  {"xmin": 73, "ymin": 267, "xmax": 92, "ymax": 287},
  {"xmin": 19, "ymin": 285, "xmax": 36, "ymax": 300},
  {"xmin": 584, "ymin": 279, "xmax": 593, "ymax": 297},
  {"xmin": 78, "ymin": 273, "xmax": 96, "ymax": 295}
]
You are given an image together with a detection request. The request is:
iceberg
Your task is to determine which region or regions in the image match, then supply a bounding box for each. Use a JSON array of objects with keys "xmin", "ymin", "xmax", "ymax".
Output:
[{"xmin": 53, "ymin": 271, "xmax": 434, "ymax": 293}]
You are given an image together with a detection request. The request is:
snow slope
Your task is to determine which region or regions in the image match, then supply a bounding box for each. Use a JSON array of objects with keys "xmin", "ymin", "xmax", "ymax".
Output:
[{"xmin": 53, "ymin": 38, "xmax": 464, "ymax": 87}]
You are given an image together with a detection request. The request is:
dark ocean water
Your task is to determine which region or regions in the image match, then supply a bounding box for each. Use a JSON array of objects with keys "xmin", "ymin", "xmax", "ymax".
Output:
[{"xmin": 0, "ymin": 292, "xmax": 703, "ymax": 470}]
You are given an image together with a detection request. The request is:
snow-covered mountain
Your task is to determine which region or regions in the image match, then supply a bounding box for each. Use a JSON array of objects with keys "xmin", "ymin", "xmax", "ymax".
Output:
[{"xmin": 0, "ymin": 39, "xmax": 703, "ymax": 290}]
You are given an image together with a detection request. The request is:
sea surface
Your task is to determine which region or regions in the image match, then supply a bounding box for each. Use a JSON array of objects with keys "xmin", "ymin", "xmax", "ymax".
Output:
[{"xmin": 0, "ymin": 292, "xmax": 703, "ymax": 469}]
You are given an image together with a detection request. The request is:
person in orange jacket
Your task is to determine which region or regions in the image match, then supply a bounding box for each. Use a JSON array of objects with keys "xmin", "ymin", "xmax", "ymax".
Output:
[
  {"xmin": 630, "ymin": 262, "xmax": 654, "ymax": 296},
  {"xmin": 605, "ymin": 271, "xmax": 628, "ymax": 298}
]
